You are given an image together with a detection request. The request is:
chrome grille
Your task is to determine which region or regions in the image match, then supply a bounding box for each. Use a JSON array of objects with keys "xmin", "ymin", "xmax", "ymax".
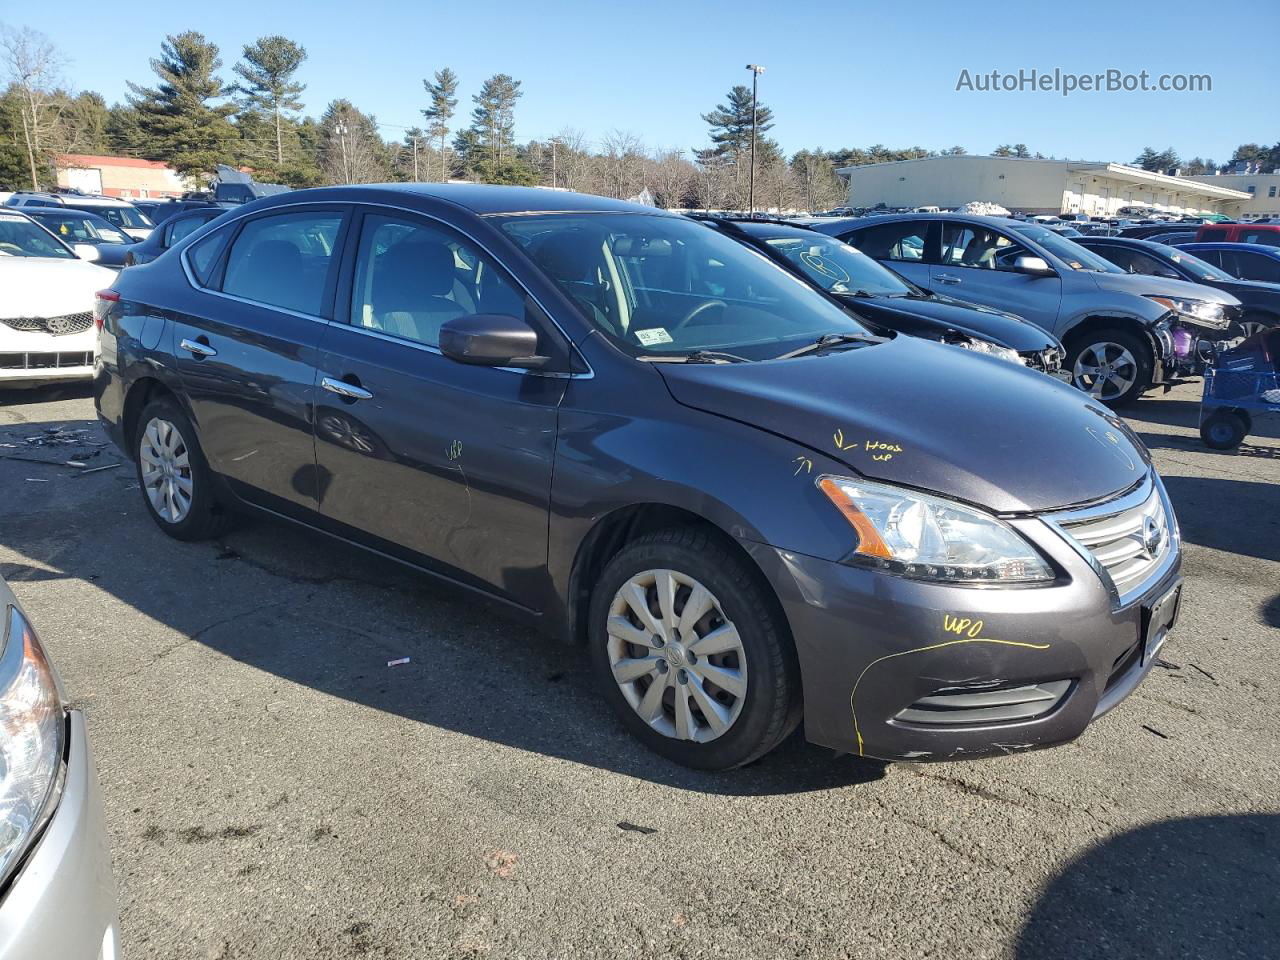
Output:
[
  {"xmin": 1, "ymin": 312, "xmax": 94, "ymax": 336},
  {"xmin": 1048, "ymin": 473, "xmax": 1177, "ymax": 606}
]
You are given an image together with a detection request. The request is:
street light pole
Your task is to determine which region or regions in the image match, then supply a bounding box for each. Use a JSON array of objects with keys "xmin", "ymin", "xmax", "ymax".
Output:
[{"xmin": 745, "ymin": 64, "xmax": 765, "ymax": 215}]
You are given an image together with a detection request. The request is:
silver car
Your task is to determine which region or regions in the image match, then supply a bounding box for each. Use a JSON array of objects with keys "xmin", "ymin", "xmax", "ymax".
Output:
[{"xmin": 0, "ymin": 577, "xmax": 118, "ymax": 959}]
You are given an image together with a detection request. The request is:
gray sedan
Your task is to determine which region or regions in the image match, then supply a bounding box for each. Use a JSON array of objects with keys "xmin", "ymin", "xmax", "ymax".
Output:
[{"xmin": 0, "ymin": 576, "xmax": 118, "ymax": 959}]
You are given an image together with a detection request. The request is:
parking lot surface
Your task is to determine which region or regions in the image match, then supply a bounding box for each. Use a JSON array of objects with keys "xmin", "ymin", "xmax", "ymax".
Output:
[{"xmin": 1, "ymin": 382, "xmax": 1277, "ymax": 960}]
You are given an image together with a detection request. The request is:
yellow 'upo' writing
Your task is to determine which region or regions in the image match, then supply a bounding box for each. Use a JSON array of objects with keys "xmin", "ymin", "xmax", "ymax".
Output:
[{"xmin": 942, "ymin": 614, "xmax": 985, "ymax": 638}]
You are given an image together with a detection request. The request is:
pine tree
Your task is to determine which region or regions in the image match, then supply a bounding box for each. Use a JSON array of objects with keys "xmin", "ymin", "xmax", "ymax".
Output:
[
  {"xmin": 127, "ymin": 32, "xmax": 237, "ymax": 177},
  {"xmin": 232, "ymin": 35, "xmax": 307, "ymax": 168},
  {"xmin": 701, "ymin": 85, "xmax": 774, "ymax": 166},
  {"xmin": 422, "ymin": 67, "xmax": 458, "ymax": 180},
  {"xmin": 469, "ymin": 74, "xmax": 522, "ymax": 167}
]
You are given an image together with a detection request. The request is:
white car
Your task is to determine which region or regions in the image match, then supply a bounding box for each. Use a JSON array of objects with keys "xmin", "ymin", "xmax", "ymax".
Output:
[
  {"xmin": 5, "ymin": 193, "xmax": 154, "ymax": 241},
  {"xmin": 0, "ymin": 211, "xmax": 116, "ymax": 389}
]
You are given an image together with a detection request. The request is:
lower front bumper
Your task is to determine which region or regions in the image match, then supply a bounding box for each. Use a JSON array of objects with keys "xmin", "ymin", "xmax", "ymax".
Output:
[
  {"xmin": 746, "ymin": 538, "xmax": 1181, "ymax": 763},
  {"xmin": 0, "ymin": 712, "xmax": 119, "ymax": 960}
]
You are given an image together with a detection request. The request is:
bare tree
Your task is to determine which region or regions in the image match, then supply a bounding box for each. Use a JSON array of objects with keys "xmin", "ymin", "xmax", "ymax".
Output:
[
  {"xmin": 553, "ymin": 128, "xmax": 595, "ymax": 193},
  {"xmin": 600, "ymin": 129, "xmax": 646, "ymax": 199},
  {"xmin": 2, "ymin": 25, "xmax": 66, "ymax": 190},
  {"xmin": 693, "ymin": 155, "xmax": 732, "ymax": 212},
  {"xmin": 649, "ymin": 148, "xmax": 695, "ymax": 208}
]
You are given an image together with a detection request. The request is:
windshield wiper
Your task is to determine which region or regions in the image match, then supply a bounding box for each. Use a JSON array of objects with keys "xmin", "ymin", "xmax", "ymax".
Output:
[
  {"xmin": 638, "ymin": 349, "xmax": 751, "ymax": 364},
  {"xmin": 772, "ymin": 332, "xmax": 879, "ymax": 361}
]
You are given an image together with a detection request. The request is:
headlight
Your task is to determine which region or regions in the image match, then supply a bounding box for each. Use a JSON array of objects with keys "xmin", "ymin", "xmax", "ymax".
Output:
[
  {"xmin": 0, "ymin": 605, "xmax": 65, "ymax": 887},
  {"xmin": 1145, "ymin": 296, "xmax": 1226, "ymax": 326},
  {"xmin": 817, "ymin": 476, "xmax": 1054, "ymax": 583},
  {"xmin": 955, "ymin": 338, "xmax": 1024, "ymax": 365}
]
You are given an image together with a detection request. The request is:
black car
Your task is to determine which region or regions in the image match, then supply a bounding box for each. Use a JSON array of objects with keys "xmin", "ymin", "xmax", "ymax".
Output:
[
  {"xmin": 123, "ymin": 206, "xmax": 233, "ymax": 267},
  {"xmin": 20, "ymin": 207, "xmax": 138, "ymax": 269},
  {"xmin": 95, "ymin": 184, "xmax": 1182, "ymax": 770},
  {"xmin": 700, "ymin": 217, "xmax": 1066, "ymax": 376},
  {"xmin": 1077, "ymin": 236, "xmax": 1280, "ymax": 339}
]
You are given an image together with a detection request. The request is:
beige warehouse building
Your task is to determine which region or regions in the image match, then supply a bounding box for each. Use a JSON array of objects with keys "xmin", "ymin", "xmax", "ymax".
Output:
[
  {"xmin": 1185, "ymin": 172, "xmax": 1280, "ymax": 219},
  {"xmin": 837, "ymin": 155, "xmax": 1250, "ymax": 218}
]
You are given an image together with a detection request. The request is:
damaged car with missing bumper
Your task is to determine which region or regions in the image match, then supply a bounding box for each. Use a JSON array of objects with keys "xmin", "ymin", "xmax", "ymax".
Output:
[{"xmin": 94, "ymin": 185, "xmax": 1181, "ymax": 769}]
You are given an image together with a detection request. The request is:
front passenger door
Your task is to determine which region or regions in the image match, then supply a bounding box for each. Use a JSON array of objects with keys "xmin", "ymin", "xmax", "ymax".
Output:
[{"xmin": 931, "ymin": 224, "xmax": 1063, "ymax": 333}]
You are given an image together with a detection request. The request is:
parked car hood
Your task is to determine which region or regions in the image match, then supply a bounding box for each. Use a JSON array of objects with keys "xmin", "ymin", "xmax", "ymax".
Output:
[
  {"xmin": 1090, "ymin": 270, "xmax": 1242, "ymax": 306},
  {"xmin": 848, "ymin": 293, "xmax": 1058, "ymax": 352},
  {"xmin": 0, "ymin": 257, "xmax": 116, "ymax": 316},
  {"xmin": 659, "ymin": 336, "xmax": 1150, "ymax": 514}
]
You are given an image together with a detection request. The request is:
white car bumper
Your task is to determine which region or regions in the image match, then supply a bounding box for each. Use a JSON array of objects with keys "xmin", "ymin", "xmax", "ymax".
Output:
[
  {"xmin": 0, "ymin": 712, "xmax": 120, "ymax": 960},
  {"xmin": 0, "ymin": 324, "xmax": 96, "ymax": 388}
]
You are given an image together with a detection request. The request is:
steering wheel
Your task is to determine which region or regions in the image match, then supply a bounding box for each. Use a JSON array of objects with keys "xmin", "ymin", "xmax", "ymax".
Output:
[{"xmin": 668, "ymin": 299, "xmax": 727, "ymax": 332}]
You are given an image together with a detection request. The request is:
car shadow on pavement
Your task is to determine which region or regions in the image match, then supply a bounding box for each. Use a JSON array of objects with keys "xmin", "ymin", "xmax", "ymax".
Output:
[
  {"xmin": 1015, "ymin": 814, "xmax": 1279, "ymax": 960},
  {"xmin": 1158, "ymin": 475, "xmax": 1280, "ymax": 563},
  {"xmin": 0, "ymin": 417, "xmax": 887, "ymax": 797},
  {"xmin": 0, "ymin": 382, "xmax": 96, "ymax": 409}
]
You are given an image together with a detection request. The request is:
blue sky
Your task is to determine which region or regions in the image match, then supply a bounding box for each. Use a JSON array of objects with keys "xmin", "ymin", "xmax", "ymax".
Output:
[{"xmin": 9, "ymin": 0, "xmax": 1276, "ymax": 164}]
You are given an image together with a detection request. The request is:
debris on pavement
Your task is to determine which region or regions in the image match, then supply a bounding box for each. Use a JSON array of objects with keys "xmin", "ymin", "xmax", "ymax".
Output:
[{"xmin": 387, "ymin": 657, "xmax": 410, "ymax": 667}]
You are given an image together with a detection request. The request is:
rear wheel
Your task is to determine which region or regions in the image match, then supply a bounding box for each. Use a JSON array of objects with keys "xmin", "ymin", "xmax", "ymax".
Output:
[
  {"xmin": 134, "ymin": 397, "xmax": 231, "ymax": 540},
  {"xmin": 1067, "ymin": 327, "xmax": 1153, "ymax": 407},
  {"xmin": 589, "ymin": 528, "xmax": 800, "ymax": 770},
  {"xmin": 1200, "ymin": 410, "xmax": 1248, "ymax": 450}
]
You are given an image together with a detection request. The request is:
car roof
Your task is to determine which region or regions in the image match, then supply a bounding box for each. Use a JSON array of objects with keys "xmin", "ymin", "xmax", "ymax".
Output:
[
  {"xmin": 260, "ymin": 183, "xmax": 675, "ymax": 217},
  {"xmin": 1179, "ymin": 242, "xmax": 1280, "ymax": 255},
  {"xmin": 1076, "ymin": 236, "xmax": 1171, "ymax": 252},
  {"xmin": 717, "ymin": 219, "xmax": 819, "ymax": 239},
  {"xmin": 23, "ymin": 206, "xmax": 115, "ymax": 223}
]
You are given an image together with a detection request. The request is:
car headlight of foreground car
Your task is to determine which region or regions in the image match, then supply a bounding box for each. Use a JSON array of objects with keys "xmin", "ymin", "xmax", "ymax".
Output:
[
  {"xmin": 1145, "ymin": 295, "xmax": 1228, "ymax": 328},
  {"xmin": 955, "ymin": 338, "xmax": 1024, "ymax": 365},
  {"xmin": 0, "ymin": 604, "xmax": 65, "ymax": 888},
  {"xmin": 818, "ymin": 476, "xmax": 1054, "ymax": 584}
]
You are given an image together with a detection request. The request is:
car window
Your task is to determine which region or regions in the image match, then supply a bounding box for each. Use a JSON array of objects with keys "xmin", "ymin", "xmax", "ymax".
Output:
[
  {"xmin": 1242, "ymin": 230, "xmax": 1280, "ymax": 248},
  {"xmin": 760, "ymin": 232, "xmax": 913, "ymax": 297},
  {"xmin": 498, "ymin": 213, "xmax": 870, "ymax": 360},
  {"xmin": 940, "ymin": 224, "xmax": 1027, "ymax": 271},
  {"xmin": 0, "ymin": 212, "xmax": 75, "ymax": 259},
  {"xmin": 167, "ymin": 214, "xmax": 209, "ymax": 248},
  {"xmin": 1236, "ymin": 252, "xmax": 1280, "ymax": 283},
  {"xmin": 843, "ymin": 221, "xmax": 928, "ymax": 263},
  {"xmin": 221, "ymin": 211, "xmax": 343, "ymax": 315},
  {"xmin": 1162, "ymin": 247, "xmax": 1234, "ymax": 281},
  {"xmin": 186, "ymin": 224, "xmax": 233, "ymax": 286},
  {"xmin": 349, "ymin": 214, "xmax": 521, "ymax": 349},
  {"xmin": 33, "ymin": 213, "xmax": 131, "ymax": 245},
  {"xmin": 66, "ymin": 204, "xmax": 151, "ymax": 230},
  {"xmin": 1104, "ymin": 247, "xmax": 1181, "ymax": 279},
  {"xmin": 1199, "ymin": 227, "xmax": 1229, "ymax": 242}
]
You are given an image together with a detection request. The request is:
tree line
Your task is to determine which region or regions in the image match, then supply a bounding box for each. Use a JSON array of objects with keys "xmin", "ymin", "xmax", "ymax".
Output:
[{"xmin": 2, "ymin": 23, "xmax": 1275, "ymax": 211}]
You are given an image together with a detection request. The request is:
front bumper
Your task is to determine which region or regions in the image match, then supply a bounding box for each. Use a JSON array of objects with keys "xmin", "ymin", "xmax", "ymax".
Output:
[
  {"xmin": 0, "ymin": 712, "xmax": 119, "ymax": 960},
  {"xmin": 0, "ymin": 327, "xmax": 96, "ymax": 388},
  {"xmin": 745, "ymin": 504, "xmax": 1182, "ymax": 763}
]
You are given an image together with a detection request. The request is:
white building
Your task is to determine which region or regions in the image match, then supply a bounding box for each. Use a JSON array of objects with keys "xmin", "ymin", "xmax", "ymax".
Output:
[
  {"xmin": 1184, "ymin": 172, "xmax": 1280, "ymax": 219},
  {"xmin": 836, "ymin": 155, "xmax": 1250, "ymax": 218}
]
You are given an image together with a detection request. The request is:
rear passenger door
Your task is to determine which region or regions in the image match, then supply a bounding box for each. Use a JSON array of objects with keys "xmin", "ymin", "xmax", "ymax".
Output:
[
  {"xmin": 838, "ymin": 220, "xmax": 935, "ymax": 287},
  {"xmin": 170, "ymin": 204, "xmax": 350, "ymax": 516},
  {"xmin": 311, "ymin": 207, "xmax": 569, "ymax": 609}
]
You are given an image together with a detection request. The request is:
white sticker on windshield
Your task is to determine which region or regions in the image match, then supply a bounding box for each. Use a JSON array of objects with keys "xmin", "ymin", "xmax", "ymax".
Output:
[{"xmin": 635, "ymin": 327, "xmax": 673, "ymax": 346}]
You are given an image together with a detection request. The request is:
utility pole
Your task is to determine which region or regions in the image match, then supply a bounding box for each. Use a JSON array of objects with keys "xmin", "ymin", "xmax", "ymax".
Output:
[
  {"xmin": 412, "ymin": 135, "xmax": 419, "ymax": 182},
  {"xmin": 551, "ymin": 138, "xmax": 558, "ymax": 189},
  {"xmin": 336, "ymin": 122, "xmax": 350, "ymax": 184},
  {"xmin": 745, "ymin": 64, "xmax": 765, "ymax": 215}
]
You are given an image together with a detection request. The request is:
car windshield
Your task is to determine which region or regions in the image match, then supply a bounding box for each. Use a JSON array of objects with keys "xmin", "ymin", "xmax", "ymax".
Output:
[
  {"xmin": 32, "ymin": 213, "xmax": 132, "ymax": 245},
  {"xmin": 497, "ymin": 213, "xmax": 871, "ymax": 359},
  {"xmin": 0, "ymin": 213, "xmax": 75, "ymax": 259},
  {"xmin": 1157, "ymin": 245, "xmax": 1235, "ymax": 281},
  {"xmin": 758, "ymin": 231, "xmax": 914, "ymax": 297},
  {"xmin": 73, "ymin": 204, "xmax": 152, "ymax": 229},
  {"xmin": 1012, "ymin": 225, "xmax": 1124, "ymax": 272}
]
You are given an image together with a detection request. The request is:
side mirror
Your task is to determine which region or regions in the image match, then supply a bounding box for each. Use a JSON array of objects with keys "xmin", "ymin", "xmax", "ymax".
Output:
[
  {"xmin": 1014, "ymin": 255, "xmax": 1053, "ymax": 276},
  {"xmin": 439, "ymin": 314, "xmax": 547, "ymax": 369},
  {"xmin": 73, "ymin": 243, "xmax": 100, "ymax": 262}
]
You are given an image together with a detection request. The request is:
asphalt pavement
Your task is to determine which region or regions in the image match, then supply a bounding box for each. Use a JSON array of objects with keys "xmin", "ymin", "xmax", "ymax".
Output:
[{"xmin": 0, "ymin": 381, "xmax": 1276, "ymax": 960}]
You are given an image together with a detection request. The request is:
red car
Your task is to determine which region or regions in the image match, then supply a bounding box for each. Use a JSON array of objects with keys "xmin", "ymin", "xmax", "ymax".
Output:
[{"xmin": 1195, "ymin": 222, "xmax": 1280, "ymax": 246}]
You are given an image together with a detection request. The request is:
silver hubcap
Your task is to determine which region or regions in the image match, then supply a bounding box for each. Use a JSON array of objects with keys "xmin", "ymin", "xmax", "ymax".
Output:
[
  {"xmin": 139, "ymin": 417, "xmax": 193, "ymax": 523},
  {"xmin": 606, "ymin": 569, "xmax": 747, "ymax": 743},
  {"xmin": 1074, "ymin": 341, "xmax": 1138, "ymax": 400}
]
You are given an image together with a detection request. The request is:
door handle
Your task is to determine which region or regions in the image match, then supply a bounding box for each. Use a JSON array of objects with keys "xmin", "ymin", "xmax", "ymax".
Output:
[
  {"xmin": 935, "ymin": 274, "xmax": 962, "ymax": 284},
  {"xmin": 321, "ymin": 376, "xmax": 374, "ymax": 401},
  {"xmin": 179, "ymin": 337, "xmax": 217, "ymax": 358}
]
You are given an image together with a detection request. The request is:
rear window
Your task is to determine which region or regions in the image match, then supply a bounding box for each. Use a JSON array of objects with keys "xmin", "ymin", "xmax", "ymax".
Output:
[
  {"xmin": 185, "ymin": 224, "xmax": 233, "ymax": 286},
  {"xmin": 1199, "ymin": 227, "xmax": 1229, "ymax": 242},
  {"xmin": 220, "ymin": 211, "xmax": 343, "ymax": 315}
]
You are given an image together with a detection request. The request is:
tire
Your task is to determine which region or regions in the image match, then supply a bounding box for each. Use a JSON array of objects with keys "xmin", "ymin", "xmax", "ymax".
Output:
[
  {"xmin": 588, "ymin": 527, "xmax": 801, "ymax": 771},
  {"xmin": 133, "ymin": 397, "xmax": 231, "ymax": 540},
  {"xmin": 1200, "ymin": 410, "xmax": 1248, "ymax": 450},
  {"xmin": 1066, "ymin": 327, "xmax": 1154, "ymax": 407}
]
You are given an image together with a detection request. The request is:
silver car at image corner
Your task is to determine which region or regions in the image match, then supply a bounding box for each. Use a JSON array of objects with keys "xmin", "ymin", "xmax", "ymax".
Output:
[{"xmin": 0, "ymin": 576, "xmax": 118, "ymax": 960}]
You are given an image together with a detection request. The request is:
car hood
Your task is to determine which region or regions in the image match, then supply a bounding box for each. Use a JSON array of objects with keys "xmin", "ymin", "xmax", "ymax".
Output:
[
  {"xmin": 0, "ymin": 257, "xmax": 116, "ymax": 316},
  {"xmin": 1089, "ymin": 270, "xmax": 1242, "ymax": 306},
  {"xmin": 850, "ymin": 294, "xmax": 1059, "ymax": 352},
  {"xmin": 658, "ymin": 336, "xmax": 1150, "ymax": 514}
]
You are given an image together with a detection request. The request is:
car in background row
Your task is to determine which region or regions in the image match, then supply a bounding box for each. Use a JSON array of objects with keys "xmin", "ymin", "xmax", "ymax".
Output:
[
  {"xmin": 20, "ymin": 208, "xmax": 137, "ymax": 269},
  {"xmin": 811, "ymin": 213, "xmax": 1240, "ymax": 404},
  {"xmin": 1194, "ymin": 222, "xmax": 1280, "ymax": 246},
  {"xmin": 1076, "ymin": 237, "xmax": 1280, "ymax": 339},
  {"xmin": 141, "ymin": 198, "xmax": 235, "ymax": 226},
  {"xmin": 5, "ymin": 193, "xmax": 154, "ymax": 240},
  {"xmin": 97, "ymin": 184, "xmax": 1182, "ymax": 770},
  {"xmin": 1, "ymin": 210, "xmax": 114, "ymax": 388},
  {"xmin": 0, "ymin": 575, "xmax": 119, "ymax": 959},
  {"xmin": 1176, "ymin": 243, "xmax": 1280, "ymax": 286},
  {"xmin": 698, "ymin": 216, "xmax": 1066, "ymax": 376},
  {"xmin": 123, "ymin": 206, "xmax": 232, "ymax": 267}
]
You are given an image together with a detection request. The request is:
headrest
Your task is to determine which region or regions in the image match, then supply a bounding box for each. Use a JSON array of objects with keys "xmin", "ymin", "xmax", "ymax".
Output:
[
  {"xmin": 374, "ymin": 239, "xmax": 457, "ymax": 311},
  {"xmin": 530, "ymin": 230, "xmax": 605, "ymax": 282}
]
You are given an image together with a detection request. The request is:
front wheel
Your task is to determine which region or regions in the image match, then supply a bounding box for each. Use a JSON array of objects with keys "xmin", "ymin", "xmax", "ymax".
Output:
[
  {"xmin": 589, "ymin": 528, "xmax": 801, "ymax": 770},
  {"xmin": 1066, "ymin": 328, "xmax": 1153, "ymax": 407}
]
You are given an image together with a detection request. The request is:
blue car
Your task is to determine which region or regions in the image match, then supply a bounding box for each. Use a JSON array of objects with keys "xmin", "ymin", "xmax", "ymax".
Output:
[
  {"xmin": 19, "ymin": 208, "xmax": 138, "ymax": 269},
  {"xmin": 1175, "ymin": 243, "xmax": 1280, "ymax": 286}
]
